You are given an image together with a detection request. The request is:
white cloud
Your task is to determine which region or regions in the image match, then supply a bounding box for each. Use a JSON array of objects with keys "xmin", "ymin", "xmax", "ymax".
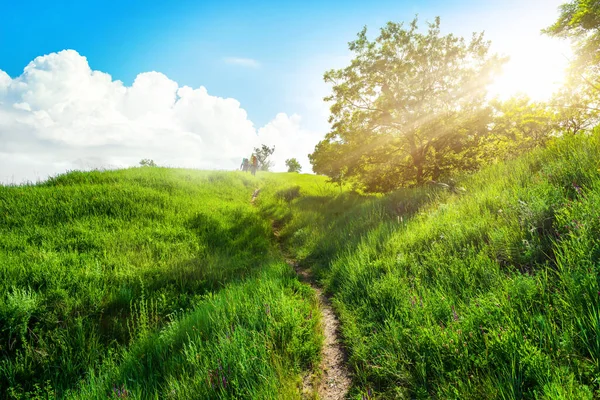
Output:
[
  {"xmin": 223, "ymin": 57, "xmax": 261, "ymax": 68},
  {"xmin": 0, "ymin": 50, "xmax": 319, "ymax": 184}
]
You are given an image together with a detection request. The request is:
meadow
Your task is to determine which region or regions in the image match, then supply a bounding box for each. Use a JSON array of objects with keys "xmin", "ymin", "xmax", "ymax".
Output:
[
  {"xmin": 2, "ymin": 130, "xmax": 600, "ymax": 399},
  {"xmin": 0, "ymin": 168, "xmax": 322, "ymax": 399},
  {"xmin": 257, "ymin": 131, "xmax": 600, "ymax": 399}
]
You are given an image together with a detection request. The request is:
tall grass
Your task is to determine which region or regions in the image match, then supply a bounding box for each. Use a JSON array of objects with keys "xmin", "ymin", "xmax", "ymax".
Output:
[
  {"xmin": 263, "ymin": 132, "xmax": 600, "ymax": 398},
  {"xmin": 0, "ymin": 168, "xmax": 321, "ymax": 398},
  {"xmin": 4, "ymin": 130, "xmax": 600, "ymax": 398}
]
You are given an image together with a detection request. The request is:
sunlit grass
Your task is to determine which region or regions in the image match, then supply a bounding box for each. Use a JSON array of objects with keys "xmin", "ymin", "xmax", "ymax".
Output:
[
  {"xmin": 262, "ymin": 131, "xmax": 600, "ymax": 398},
  {"xmin": 0, "ymin": 168, "xmax": 321, "ymax": 398}
]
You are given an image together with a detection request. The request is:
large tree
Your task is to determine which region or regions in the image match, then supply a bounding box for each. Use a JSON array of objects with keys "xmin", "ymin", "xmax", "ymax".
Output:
[{"xmin": 309, "ymin": 17, "xmax": 506, "ymax": 191}]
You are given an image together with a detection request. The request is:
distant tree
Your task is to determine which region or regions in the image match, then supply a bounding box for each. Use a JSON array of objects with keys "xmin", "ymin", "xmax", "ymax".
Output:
[
  {"xmin": 139, "ymin": 159, "xmax": 157, "ymax": 167},
  {"xmin": 285, "ymin": 158, "xmax": 302, "ymax": 173},
  {"xmin": 309, "ymin": 16, "xmax": 506, "ymax": 192},
  {"xmin": 254, "ymin": 145, "xmax": 275, "ymax": 171}
]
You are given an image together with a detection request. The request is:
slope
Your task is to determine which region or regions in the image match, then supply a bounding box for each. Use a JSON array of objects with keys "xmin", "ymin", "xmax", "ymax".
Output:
[
  {"xmin": 0, "ymin": 168, "xmax": 322, "ymax": 399},
  {"xmin": 259, "ymin": 132, "xmax": 600, "ymax": 399}
]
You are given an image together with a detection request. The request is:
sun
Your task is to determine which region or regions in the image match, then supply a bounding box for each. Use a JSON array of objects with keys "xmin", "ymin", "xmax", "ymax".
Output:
[{"xmin": 487, "ymin": 37, "xmax": 571, "ymax": 101}]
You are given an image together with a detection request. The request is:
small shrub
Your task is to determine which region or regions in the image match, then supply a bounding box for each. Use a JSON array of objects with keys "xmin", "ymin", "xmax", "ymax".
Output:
[{"xmin": 276, "ymin": 186, "xmax": 301, "ymax": 203}]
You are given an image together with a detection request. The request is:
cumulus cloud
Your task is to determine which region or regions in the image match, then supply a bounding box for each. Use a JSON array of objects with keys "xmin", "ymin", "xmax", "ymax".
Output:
[
  {"xmin": 0, "ymin": 50, "xmax": 320, "ymax": 184},
  {"xmin": 223, "ymin": 57, "xmax": 261, "ymax": 68}
]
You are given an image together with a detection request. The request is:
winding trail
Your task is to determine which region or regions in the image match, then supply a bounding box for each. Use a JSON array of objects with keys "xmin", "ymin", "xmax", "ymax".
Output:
[{"xmin": 251, "ymin": 186, "xmax": 351, "ymax": 399}]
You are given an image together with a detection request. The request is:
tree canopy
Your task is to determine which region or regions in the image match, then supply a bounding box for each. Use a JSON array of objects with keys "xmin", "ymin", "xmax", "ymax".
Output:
[
  {"xmin": 309, "ymin": 17, "xmax": 506, "ymax": 192},
  {"xmin": 544, "ymin": 0, "xmax": 600, "ymax": 132},
  {"xmin": 544, "ymin": 0, "xmax": 600, "ymax": 77}
]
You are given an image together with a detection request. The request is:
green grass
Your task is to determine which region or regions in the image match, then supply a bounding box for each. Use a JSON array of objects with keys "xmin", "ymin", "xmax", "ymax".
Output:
[
  {"xmin": 4, "ymin": 130, "xmax": 600, "ymax": 399},
  {"xmin": 0, "ymin": 168, "xmax": 321, "ymax": 398},
  {"xmin": 260, "ymin": 132, "xmax": 600, "ymax": 399}
]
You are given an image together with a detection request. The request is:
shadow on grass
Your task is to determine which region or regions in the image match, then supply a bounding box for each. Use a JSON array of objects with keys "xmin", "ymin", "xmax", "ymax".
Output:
[{"xmin": 263, "ymin": 187, "xmax": 440, "ymax": 281}]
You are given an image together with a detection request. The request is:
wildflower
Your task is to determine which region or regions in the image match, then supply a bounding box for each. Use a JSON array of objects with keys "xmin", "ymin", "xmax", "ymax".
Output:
[
  {"xmin": 112, "ymin": 384, "xmax": 128, "ymax": 399},
  {"xmin": 452, "ymin": 305, "xmax": 459, "ymax": 321},
  {"xmin": 264, "ymin": 303, "xmax": 271, "ymax": 315},
  {"xmin": 572, "ymin": 182, "xmax": 582, "ymax": 195}
]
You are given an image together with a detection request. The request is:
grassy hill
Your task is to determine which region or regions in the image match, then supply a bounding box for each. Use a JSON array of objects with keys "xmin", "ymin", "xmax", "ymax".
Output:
[
  {"xmin": 0, "ymin": 169, "xmax": 322, "ymax": 399},
  {"xmin": 2, "ymin": 131, "xmax": 600, "ymax": 399},
  {"xmin": 258, "ymin": 132, "xmax": 600, "ymax": 399}
]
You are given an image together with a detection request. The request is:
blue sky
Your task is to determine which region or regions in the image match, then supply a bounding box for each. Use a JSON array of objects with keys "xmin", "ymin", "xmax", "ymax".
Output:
[
  {"xmin": 0, "ymin": 0, "xmax": 569, "ymax": 183},
  {"xmin": 1, "ymin": 0, "xmax": 566, "ymax": 128}
]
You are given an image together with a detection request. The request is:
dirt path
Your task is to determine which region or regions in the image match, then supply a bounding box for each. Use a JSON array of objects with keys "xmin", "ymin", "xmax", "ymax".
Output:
[
  {"xmin": 251, "ymin": 188, "xmax": 351, "ymax": 399},
  {"xmin": 292, "ymin": 261, "xmax": 352, "ymax": 400},
  {"xmin": 251, "ymin": 188, "xmax": 261, "ymax": 204}
]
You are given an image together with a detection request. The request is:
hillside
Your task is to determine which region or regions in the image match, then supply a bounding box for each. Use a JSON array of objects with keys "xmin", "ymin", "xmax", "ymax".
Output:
[
  {"xmin": 258, "ymin": 131, "xmax": 600, "ymax": 399},
  {"xmin": 0, "ymin": 169, "xmax": 323, "ymax": 399},
  {"xmin": 1, "ymin": 131, "xmax": 600, "ymax": 399}
]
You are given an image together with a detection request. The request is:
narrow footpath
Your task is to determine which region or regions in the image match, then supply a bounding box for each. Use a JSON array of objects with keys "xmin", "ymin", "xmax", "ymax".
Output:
[
  {"xmin": 251, "ymin": 187, "xmax": 351, "ymax": 399},
  {"xmin": 292, "ymin": 259, "xmax": 351, "ymax": 400}
]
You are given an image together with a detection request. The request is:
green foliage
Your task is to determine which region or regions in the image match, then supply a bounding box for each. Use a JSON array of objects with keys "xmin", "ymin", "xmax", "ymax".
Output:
[
  {"xmin": 254, "ymin": 144, "xmax": 275, "ymax": 171},
  {"xmin": 266, "ymin": 131, "xmax": 600, "ymax": 398},
  {"xmin": 544, "ymin": 0, "xmax": 600, "ymax": 77},
  {"xmin": 487, "ymin": 95, "xmax": 557, "ymax": 159},
  {"xmin": 285, "ymin": 158, "xmax": 302, "ymax": 173},
  {"xmin": 310, "ymin": 16, "xmax": 506, "ymax": 191},
  {"xmin": 550, "ymin": 86, "xmax": 600, "ymax": 135},
  {"xmin": 545, "ymin": 0, "xmax": 600, "ymax": 129},
  {"xmin": 0, "ymin": 168, "xmax": 321, "ymax": 398},
  {"xmin": 139, "ymin": 159, "xmax": 157, "ymax": 167}
]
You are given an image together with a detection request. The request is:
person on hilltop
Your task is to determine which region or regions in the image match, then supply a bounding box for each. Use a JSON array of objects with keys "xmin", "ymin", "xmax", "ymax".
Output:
[
  {"xmin": 240, "ymin": 157, "xmax": 249, "ymax": 172},
  {"xmin": 250, "ymin": 154, "xmax": 258, "ymax": 176}
]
